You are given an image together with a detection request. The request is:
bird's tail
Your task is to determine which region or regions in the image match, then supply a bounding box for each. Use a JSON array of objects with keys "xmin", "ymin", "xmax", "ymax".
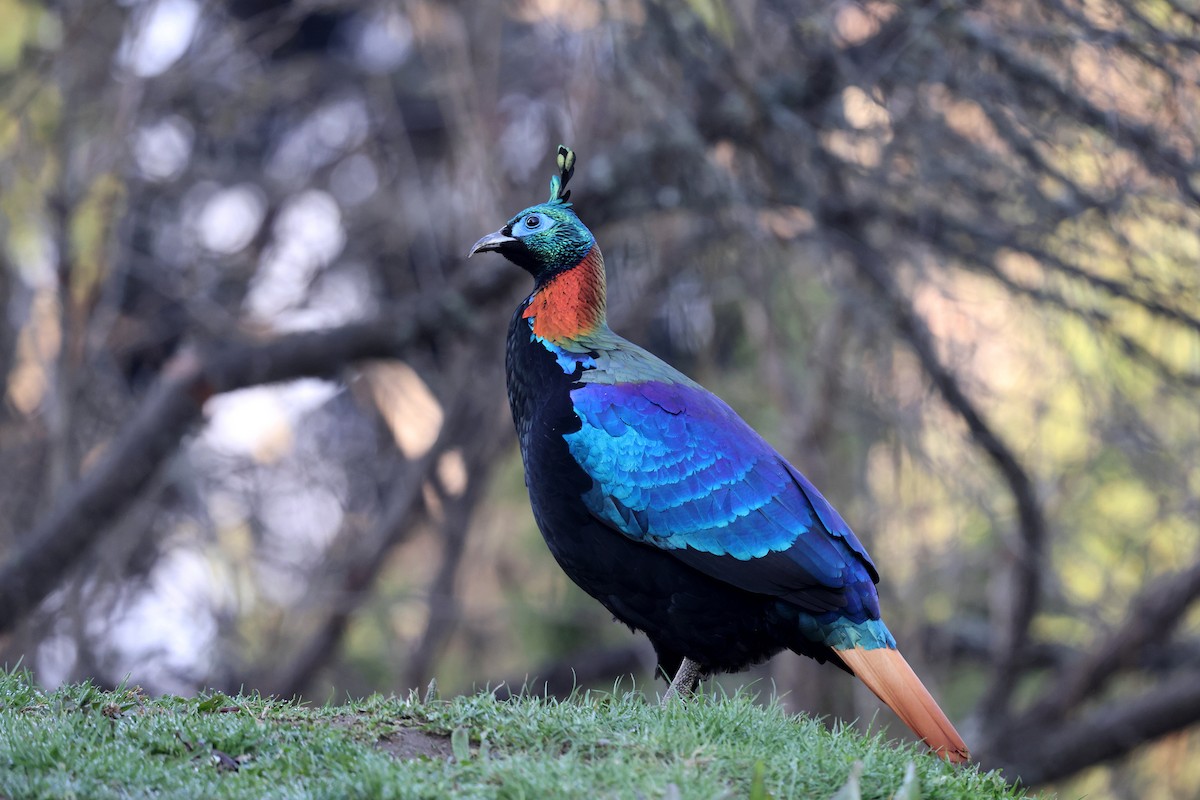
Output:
[{"xmin": 834, "ymin": 646, "xmax": 970, "ymax": 764}]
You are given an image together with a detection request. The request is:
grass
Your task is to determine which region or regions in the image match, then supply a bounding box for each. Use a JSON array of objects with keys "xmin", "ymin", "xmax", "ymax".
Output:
[{"xmin": 0, "ymin": 668, "xmax": 1029, "ymax": 799}]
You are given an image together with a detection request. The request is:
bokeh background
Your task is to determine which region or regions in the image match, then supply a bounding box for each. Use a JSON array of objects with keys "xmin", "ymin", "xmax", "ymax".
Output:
[{"xmin": 0, "ymin": 0, "xmax": 1198, "ymax": 795}]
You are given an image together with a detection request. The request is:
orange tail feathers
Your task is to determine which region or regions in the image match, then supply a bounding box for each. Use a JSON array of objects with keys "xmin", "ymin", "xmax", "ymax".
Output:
[{"xmin": 834, "ymin": 647, "xmax": 970, "ymax": 764}]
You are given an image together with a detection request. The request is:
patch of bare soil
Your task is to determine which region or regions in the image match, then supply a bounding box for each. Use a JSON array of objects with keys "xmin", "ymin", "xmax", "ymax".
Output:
[
  {"xmin": 375, "ymin": 728, "xmax": 454, "ymax": 761},
  {"xmin": 327, "ymin": 712, "xmax": 454, "ymax": 761}
]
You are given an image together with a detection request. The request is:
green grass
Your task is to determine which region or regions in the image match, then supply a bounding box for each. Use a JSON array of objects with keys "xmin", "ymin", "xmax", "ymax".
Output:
[{"xmin": 0, "ymin": 669, "xmax": 1027, "ymax": 799}]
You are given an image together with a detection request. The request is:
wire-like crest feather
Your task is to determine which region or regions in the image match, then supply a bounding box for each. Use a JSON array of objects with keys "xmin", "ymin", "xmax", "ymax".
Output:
[{"xmin": 548, "ymin": 145, "xmax": 576, "ymax": 205}]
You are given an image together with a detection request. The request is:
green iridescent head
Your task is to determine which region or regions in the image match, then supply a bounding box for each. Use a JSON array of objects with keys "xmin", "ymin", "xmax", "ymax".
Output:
[{"xmin": 469, "ymin": 146, "xmax": 597, "ymax": 282}]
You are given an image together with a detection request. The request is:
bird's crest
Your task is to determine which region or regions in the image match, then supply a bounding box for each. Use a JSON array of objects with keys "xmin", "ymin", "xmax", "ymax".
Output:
[{"xmin": 548, "ymin": 145, "xmax": 576, "ymax": 205}]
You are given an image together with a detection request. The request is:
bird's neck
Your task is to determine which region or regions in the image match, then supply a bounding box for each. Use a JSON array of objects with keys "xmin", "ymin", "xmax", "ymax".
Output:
[{"xmin": 523, "ymin": 245, "xmax": 608, "ymax": 345}]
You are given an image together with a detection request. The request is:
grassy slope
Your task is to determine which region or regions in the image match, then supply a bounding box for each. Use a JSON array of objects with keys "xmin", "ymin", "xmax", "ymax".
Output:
[{"xmin": 0, "ymin": 670, "xmax": 1028, "ymax": 799}]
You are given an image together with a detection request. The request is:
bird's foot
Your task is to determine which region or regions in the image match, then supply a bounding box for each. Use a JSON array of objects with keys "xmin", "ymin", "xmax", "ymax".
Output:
[{"xmin": 660, "ymin": 657, "xmax": 702, "ymax": 705}]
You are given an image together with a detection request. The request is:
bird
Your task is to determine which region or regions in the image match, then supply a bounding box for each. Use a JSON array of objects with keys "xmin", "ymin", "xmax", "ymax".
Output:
[{"xmin": 469, "ymin": 146, "xmax": 969, "ymax": 763}]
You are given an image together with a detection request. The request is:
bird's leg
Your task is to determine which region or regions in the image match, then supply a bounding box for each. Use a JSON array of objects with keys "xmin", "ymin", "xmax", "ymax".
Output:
[{"xmin": 660, "ymin": 657, "xmax": 702, "ymax": 705}]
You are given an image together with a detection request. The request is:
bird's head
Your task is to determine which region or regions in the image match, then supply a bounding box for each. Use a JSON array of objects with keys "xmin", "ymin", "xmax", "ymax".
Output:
[{"xmin": 469, "ymin": 146, "xmax": 596, "ymax": 284}]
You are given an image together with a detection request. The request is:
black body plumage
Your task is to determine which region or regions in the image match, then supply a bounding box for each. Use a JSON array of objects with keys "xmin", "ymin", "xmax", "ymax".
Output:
[{"xmin": 504, "ymin": 301, "xmax": 837, "ymax": 678}]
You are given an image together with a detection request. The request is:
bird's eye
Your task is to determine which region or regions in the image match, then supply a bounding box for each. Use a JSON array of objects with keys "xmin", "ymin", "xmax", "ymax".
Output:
[{"xmin": 510, "ymin": 212, "xmax": 557, "ymax": 238}]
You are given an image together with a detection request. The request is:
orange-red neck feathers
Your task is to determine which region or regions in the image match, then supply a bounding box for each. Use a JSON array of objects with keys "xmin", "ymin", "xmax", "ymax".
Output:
[{"xmin": 523, "ymin": 246, "xmax": 607, "ymax": 343}]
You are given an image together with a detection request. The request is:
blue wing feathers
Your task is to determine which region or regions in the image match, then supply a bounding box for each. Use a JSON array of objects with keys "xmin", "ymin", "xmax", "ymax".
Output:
[
  {"xmin": 783, "ymin": 462, "xmax": 879, "ymax": 581},
  {"xmin": 565, "ymin": 379, "xmax": 881, "ymax": 621}
]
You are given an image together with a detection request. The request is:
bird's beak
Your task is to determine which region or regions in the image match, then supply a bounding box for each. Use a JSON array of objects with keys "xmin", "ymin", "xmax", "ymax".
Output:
[{"xmin": 468, "ymin": 229, "xmax": 517, "ymax": 257}]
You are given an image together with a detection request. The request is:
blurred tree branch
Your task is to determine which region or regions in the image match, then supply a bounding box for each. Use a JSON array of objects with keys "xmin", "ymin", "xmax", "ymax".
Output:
[
  {"xmin": 0, "ymin": 267, "xmax": 517, "ymax": 637},
  {"xmin": 984, "ymin": 669, "xmax": 1200, "ymax": 785},
  {"xmin": 1031, "ymin": 560, "xmax": 1200, "ymax": 722},
  {"xmin": 251, "ymin": 397, "xmax": 460, "ymax": 699},
  {"xmin": 822, "ymin": 205, "xmax": 1048, "ymax": 724},
  {"xmin": 955, "ymin": 18, "xmax": 1200, "ymax": 205},
  {"xmin": 251, "ymin": 422, "xmax": 446, "ymax": 699},
  {"xmin": 402, "ymin": 394, "xmax": 511, "ymax": 691},
  {"xmin": 252, "ymin": 355, "xmax": 512, "ymax": 699}
]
